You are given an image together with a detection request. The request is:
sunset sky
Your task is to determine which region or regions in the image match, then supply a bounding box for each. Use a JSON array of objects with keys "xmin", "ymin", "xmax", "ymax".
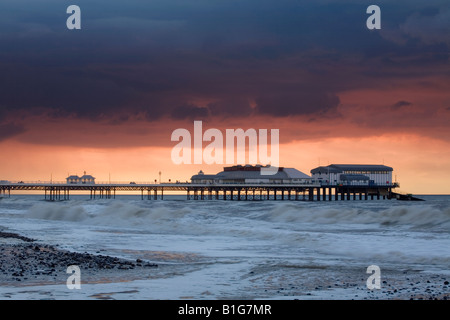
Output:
[{"xmin": 0, "ymin": 0, "xmax": 449, "ymax": 194}]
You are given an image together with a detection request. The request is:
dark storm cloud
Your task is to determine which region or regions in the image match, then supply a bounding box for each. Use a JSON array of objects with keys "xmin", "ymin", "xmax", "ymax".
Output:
[
  {"xmin": 256, "ymin": 91, "xmax": 340, "ymax": 116},
  {"xmin": 0, "ymin": 63, "xmax": 135, "ymax": 120},
  {"xmin": 0, "ymin": 0, "xmax": 448, "ymax": 124},
  {"xmin": 207, "ymin": 98, "xmax": 253, "ymax": 117},
  {"xmin": 0, "ymin": 122, "xmax": 26, "ymax": 141},
  {"xmin": 391, "ymin": 101, "xmax": 413, "ymax": 110},
  {"xmin": 171, "ymin": 104, "xmax": 209, "ymax": 120}
]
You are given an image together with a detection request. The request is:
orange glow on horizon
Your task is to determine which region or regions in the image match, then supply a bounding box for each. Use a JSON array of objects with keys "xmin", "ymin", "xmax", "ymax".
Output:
[{"xmin": 1, "ymin": 133, "xmax": 449, "ymax": 195}]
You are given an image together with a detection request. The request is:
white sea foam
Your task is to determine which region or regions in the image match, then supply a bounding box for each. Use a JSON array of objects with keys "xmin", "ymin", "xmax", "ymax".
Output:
[
  {"xmin": 260, "ymin": 202, "xmax": 450, "ymax": 230},
  {"xmin": 1, "ymin": 195, "xmax": 449, "ymax": 299},
  {"xmin": 23, "ymin": 200, "xmax": 450, "ymax": 225}
]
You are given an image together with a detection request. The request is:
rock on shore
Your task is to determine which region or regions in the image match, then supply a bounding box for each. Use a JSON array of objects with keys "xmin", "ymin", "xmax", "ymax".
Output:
[{"xmin": 0, "ymin": 231, "xmax": 158, "ymax": 286}]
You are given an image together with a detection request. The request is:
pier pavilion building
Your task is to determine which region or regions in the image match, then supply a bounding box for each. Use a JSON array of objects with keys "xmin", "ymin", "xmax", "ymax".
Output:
[
  {"xmin": 310, "ymin": 164, "xmax": 393, "ymax": 186},
  {"xmin": 191, "ymin": 165, "xmax": 313, "ymax": 184}
]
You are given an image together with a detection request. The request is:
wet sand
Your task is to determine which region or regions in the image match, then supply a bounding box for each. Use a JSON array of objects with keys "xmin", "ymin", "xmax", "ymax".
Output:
[
  {"xmin": 1, "ymin": 231, "xmax": 449, "ymax": 300},
  {"xmin": 241, "ymin": 263, "xmax": 450, "ymax": 300},
  {"xmin": 0, "ymin": 231, "xmax": 158, "ymax": 288}
]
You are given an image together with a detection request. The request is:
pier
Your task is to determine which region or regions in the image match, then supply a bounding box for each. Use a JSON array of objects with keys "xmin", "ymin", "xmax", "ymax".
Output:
[{"xmin": 0, "ymin": 181, "xmax": 398, "ymax": 201}]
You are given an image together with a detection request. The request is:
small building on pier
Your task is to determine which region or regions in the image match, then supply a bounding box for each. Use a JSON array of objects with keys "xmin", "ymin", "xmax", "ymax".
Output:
[
  {"xmin": 191, "ymin": 165, "xmax": 312, "ymax": 184},
  {"xmin": 310, "ymin": 164, "xmax": 393, "ymax": 186},
  {"xmin": 66, "ymin": 172, "xmax": 96, "ymax": 184}
]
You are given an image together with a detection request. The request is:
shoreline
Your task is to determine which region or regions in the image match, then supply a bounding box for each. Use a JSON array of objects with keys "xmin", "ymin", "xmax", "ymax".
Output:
[
  {"xmin": 0, "ymin": 231, "xmax": 158, "ymax": 288},
  {"xmin": 1, "ymin": 230, "xmax": 449, "ymax": 300}
]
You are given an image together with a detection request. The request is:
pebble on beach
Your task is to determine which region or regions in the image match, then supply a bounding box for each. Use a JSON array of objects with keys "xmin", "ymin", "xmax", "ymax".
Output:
[{"xmin": 0, "ymin": 231, "xmax": 158, "ymax": 286}]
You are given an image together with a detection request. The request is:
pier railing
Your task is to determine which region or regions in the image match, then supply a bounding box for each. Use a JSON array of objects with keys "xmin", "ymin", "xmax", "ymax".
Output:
[
  {"xmin": 0, "ymin": 180, "xmax": 400, "ymax": 187},
  {"xmin": 0, "ymin": 180, "xmax": 401, "ymax": 201},
  {"xmin": 1, "ymin": 180, "xmax": 161, "ymax": 185}
]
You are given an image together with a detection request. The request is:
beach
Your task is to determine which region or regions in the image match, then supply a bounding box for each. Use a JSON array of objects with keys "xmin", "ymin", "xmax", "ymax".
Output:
[
  {"xmin": 0, "ymin": 231, "xmax": 160, "ymax": 289},
  {"xmin": 1, "ymin": 230, "xmax": 449, "ymax": 300},
  {"xmin": 0, "ymin": 195, "xmax": 449, "ymax": 300}
]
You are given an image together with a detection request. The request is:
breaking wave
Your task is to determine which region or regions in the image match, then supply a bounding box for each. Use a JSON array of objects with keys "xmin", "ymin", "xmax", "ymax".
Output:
[
  {"xmin": 261, "ymin": 202, "xmax": 450, "ymax": 230},
  {"xmin": 23, "ymin": 199, "xmax": 450, "ymax": 234},
  {"xmin": 24, "ymin": 200, "xmax": 208, "ymax": 234},
  {"xmin": 14, "ymin": 197, "xmax": 450, "ymax": 268}
]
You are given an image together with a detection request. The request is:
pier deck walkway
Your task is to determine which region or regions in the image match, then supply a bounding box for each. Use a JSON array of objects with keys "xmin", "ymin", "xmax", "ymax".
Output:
[{"xmin": 0, "ymin": 181, "xmax": 396, "ymax": 201}]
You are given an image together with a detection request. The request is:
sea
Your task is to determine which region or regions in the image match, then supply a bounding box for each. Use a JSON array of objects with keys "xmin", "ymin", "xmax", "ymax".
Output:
[{"xmin": 0, "ymin": 194, "xmax": 449, "ymax": 300}]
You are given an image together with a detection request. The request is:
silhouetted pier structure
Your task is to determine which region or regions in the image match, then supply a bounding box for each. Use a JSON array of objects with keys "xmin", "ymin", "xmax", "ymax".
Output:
[{"xmin": 0, "ymin": 181, "xmax": 399, "ymax": 201}]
